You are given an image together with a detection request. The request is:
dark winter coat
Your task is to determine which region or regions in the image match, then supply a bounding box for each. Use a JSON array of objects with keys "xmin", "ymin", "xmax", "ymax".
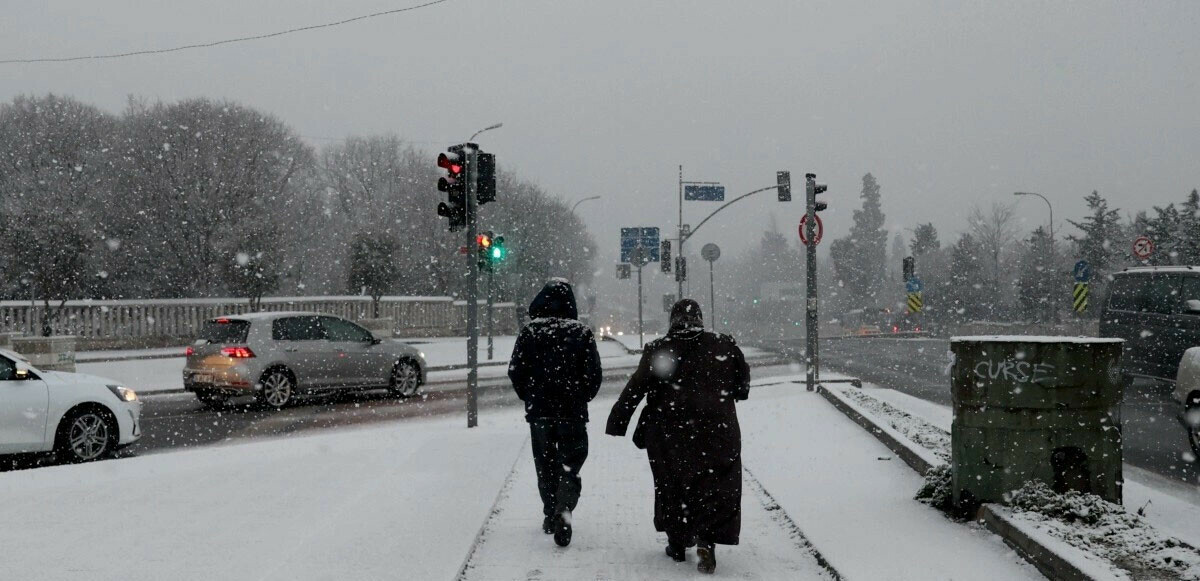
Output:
[
  {"xmin": 508, "ymin": 280, "xmax": 603, "ymax": 422},
  {"xmin": 605, "ymin": 310, "xmax": 751, "ymax": 546}
]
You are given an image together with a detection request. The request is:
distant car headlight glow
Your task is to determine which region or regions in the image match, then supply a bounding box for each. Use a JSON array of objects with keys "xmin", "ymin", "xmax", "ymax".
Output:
[{"xmin": 107, "ymin": 385, "xmax": 138, "ymax": 402}]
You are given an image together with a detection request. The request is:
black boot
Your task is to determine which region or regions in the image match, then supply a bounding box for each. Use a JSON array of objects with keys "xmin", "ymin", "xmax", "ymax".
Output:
[
  {"xmin": 542, "ymin": 515, "xmax": 554, "ymax": 535},
  {"xmin": 665, "ymin": 542, "xmax": 686, "ymax": 562},
  {"xmin": 696, "ymin": 542, "xmax": 716, "ymax": 574},
  {"xmin": 553, "ymin": 511, "xmax": 573, "ymax": 547}
]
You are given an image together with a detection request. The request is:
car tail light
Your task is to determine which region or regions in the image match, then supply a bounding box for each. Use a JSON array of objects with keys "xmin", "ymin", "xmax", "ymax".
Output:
[
  {"xmin": 892, "ymin": 325, "xmax": 899, "ymax": 333},
  {"xmin": 220, "ymin": 346, "xmax": 255, "ymax": 358},
  {"xmin": 915, "ymin": 326, "xmax": 922, "ymax": 332},
  {"xmin": 186, "ymin": 346, "xmax": 194, "ymax": 356}
]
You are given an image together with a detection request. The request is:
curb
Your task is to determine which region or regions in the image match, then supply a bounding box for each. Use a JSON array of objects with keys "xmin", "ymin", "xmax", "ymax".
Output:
[
  {"xmin": 816, "ymin": 385, "xmax": 937, "ymax": 476},
  {"xmin": 978, "ymin": 505, "xmax": 1100, "ymax": 581},
  {"xmin": 816, "ymin": 384, "xmax": 1102, "ymax": 581}
]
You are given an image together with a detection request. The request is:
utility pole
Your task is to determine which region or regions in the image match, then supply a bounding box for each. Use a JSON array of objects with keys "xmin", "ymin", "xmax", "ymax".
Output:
[
  {"xmin": 677, "ymin": 165, "xmax": 684, "ymax": 300},
  {"xmin": 630, "ymin": 246, "xmax": 649, "ymax": 349},
  {"xmin": 465, "ymin": 145, "xmax": 480, "ymax": 427}
]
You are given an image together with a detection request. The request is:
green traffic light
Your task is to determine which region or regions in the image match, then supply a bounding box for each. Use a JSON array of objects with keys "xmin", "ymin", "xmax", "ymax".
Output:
[{"xmin": 491, "ymin": 248, "xmax": 502, "ymax": 259}]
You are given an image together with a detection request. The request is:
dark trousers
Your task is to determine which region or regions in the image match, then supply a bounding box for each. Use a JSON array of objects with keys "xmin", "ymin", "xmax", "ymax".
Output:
[{"xmin": 529, "ymin": 420, "xmax": 589, "ymax": 517}]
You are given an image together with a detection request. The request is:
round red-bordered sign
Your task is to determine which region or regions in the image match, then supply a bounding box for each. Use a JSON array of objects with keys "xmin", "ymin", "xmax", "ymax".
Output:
[
  {"xmin": 799, "ymin": 214, "xmax": 824, "ymax": 246},
  {"xmin": 1133, "ymin": 235, "xmax": 1155, "ymax": 260}
]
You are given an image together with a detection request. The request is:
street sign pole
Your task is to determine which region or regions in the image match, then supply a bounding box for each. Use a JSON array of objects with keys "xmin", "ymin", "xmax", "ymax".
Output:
[
  {"xmin": 709, "ymin": 260, "xmax": 716, "ymax": 332},
  {"xmin": 678, "ymin": 165, "xmax": 684, "ymax": 300},
  {"xmin": 465, "ymin": 146, "xmax": 480, "ymax": 428},
  {"xmin": 805, "ymin": 173, "xmax": 819, "ymax": 392},
  {"xmin": 637, "ymin": 262, "xmax": 644, "ymax": 349}
]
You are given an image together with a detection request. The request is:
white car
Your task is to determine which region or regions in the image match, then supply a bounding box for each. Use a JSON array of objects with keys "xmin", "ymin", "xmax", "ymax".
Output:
[{"xmin": 0, "ymin": 348, "xmax": 142, "ymax": 462}]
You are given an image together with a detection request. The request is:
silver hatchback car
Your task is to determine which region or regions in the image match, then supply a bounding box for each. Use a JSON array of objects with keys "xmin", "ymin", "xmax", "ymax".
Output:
[{"xmin": 182, "ymin": 312, "xmax": 427, "ymax": 408}]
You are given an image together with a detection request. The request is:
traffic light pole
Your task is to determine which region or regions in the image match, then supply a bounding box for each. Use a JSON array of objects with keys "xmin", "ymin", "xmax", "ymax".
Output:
[
  {"xmin": 637, "ymin": 262, "xmax": 644, "ymax": 349},
  {"xmin": 465, "ymin": 147, "xmax": 480, "ymax": 428},
  {"xmin": 677, "ymin": 165, "xmax": 684, "ymax": 300},
  {"xmin": 486, "ymin": 267, "xmax": 495, "ymax": 361},
  {"xmin": 805, "ymin": 173, "xmax": 819, "ymax": 392}
]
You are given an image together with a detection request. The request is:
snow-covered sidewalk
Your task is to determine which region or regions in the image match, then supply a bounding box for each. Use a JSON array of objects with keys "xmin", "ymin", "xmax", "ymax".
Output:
[{"xmin": 460, "ymin": 418, "xmax": 833, "ymax": 580}]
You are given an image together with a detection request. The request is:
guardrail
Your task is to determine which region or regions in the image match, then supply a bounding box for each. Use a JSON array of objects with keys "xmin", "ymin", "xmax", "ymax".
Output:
[{"xmin": 0, "ymin": 296, "xmax": 519, "ymax": 347}]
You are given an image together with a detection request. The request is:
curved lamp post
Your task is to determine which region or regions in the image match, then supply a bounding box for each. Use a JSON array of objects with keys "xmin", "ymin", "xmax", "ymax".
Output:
[{"xmin": 571, "ymin": 195, "xmax": 602, "ymax": 213}]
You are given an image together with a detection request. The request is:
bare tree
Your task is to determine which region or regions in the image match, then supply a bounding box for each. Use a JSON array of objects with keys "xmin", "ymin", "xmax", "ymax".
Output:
[{"xmin": 967, "ymin": 201, "xmax": 1020, "ymax": 316}]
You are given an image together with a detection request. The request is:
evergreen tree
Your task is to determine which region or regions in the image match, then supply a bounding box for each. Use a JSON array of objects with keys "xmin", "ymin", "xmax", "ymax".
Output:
[
  {"xmin": 909, "ymin": 223, "xmax": 941, "ymax": 257},
  {"xmin": 941, "ymin": 233, "xmax": 984, "ymax": 323},
  {"xmin": 1148, "ymin": 204, "xmax": 1181, "ymax": 265},
  {"xmin": 1066, "ymin": 191, "xmax": 1121, "ymax": 274},
  {"xmin": 1179, "ymin": 189, "xmax": 1200, "ymax": 265},
  {"xmin": 1017, "ymin": 227, "xmax": 1056, "ymax": 322},
  {"xmin": 831, "ymin": 173, "xmax": 888, "ymax": 308}
]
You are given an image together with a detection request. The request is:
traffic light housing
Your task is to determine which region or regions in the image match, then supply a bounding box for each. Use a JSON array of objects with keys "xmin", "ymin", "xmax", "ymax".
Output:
[
  {"xmin": 660, "ymin": 240, "xmax": 672, "ymax": 273},
  {"xmin": 476, "ymin": 231, "xmax": 507, "ymax": 270},
  {"xmin": 777, "ymin": 171, "xmax": 791, "ymax": 202},
  {"xmin": 806, "ymin": 173, "xmax": 828, "ymax": 213},
  {"xmin": 476, "ymin": 152, "xmax": 496, "ymax": 205},
  {"xmin": 489, "ymin": 235, "xmax": 506, "ymax": 263},
  {"xmin": 903, "ymin": 256, "xmax": 915, "ymax": 281},
  {"xmin": 437, "ymin": 148, "xmax": 467, "ymax": 231},
  {"xmin": 674, "ymin": 256, "xmax": 687, "ymax": 282}
]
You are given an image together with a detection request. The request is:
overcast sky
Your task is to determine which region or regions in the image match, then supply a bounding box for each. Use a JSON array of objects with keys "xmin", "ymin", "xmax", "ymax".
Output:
[{"xmin": 3, "ymin": 0, "xmax": 1199, "ymax": 283}]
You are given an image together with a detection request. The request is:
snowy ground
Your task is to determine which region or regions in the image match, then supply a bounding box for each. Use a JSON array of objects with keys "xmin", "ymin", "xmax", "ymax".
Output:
[{"xmin": 4, "ymin": 373, "xmax": 1045, "ymax": 580}]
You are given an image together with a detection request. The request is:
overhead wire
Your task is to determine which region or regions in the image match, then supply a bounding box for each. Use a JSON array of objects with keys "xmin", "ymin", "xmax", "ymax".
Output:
[{"xmin": 0, "ymin": 0, "xmax": 453, "ymax": 65}]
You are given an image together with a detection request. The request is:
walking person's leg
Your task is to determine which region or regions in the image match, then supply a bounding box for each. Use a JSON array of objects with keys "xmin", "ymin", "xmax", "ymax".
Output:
[
  {"xmin": 550, "ymin": 421, "xmax": 589, "ymax": 546},
  {"xmin": 529, "ymin": 421, "xmax": 562, "ymax": 534}
]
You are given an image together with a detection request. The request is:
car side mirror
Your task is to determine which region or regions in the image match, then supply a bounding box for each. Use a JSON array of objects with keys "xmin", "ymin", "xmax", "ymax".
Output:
[
  {"xmin": 1186, "ymin": 299, "xmax": 1200, "ymax": 314},
  {"xmin": 14, "ymin": 362, "xmax": 31, "ymax": 380}
]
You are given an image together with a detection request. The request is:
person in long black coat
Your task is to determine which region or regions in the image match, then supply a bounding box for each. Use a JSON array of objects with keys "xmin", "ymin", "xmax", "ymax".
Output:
[
  {"xmin": 508, "ymin": 279, "xmax": 603, "ymax": 547},
  {"xmin": 605, "ymin": 299, "xmax": 750, "ymax": 574}
]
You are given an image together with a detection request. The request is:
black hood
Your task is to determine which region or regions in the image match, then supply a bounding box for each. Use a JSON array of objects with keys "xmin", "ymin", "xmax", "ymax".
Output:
[
  {"xmin": 529, "ymin": 279, "xmax": 578, "ymax": 320},
  {"xmin": 669, "ymin": 298, "xmax": 704, "ymax": 333}
]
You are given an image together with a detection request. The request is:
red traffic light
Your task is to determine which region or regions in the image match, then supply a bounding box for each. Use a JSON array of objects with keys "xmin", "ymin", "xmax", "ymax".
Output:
[
  {"xmin": 438, "ymin": 152, "xmax": 463, "ymax": 175},
  {"xmin": 476, "ymin": 234, "xmax": 492, "ymax": 248}
]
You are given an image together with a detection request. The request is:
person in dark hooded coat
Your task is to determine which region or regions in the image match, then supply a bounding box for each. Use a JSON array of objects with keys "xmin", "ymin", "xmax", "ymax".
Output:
[
  {"xmin": 605, "ymin": 299, "xmax": 750, "ymax": 575},
  {"xmin": 508, "ymin": 279, "xmax": 603, "ymax": 547}
]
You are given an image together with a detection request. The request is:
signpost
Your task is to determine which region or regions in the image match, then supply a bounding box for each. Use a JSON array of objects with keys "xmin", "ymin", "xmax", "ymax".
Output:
[
  {"xmin": 906, "ymin": 277, "xmax": 924, "ymax": 313},
  {"xmin": 799, "ymin": 214, "xmax": 824, "ymax": 246},
  {"xmin": 701, "ymin": 243, "xmax": 721, "ymax": 331},
  {"xmin": 1073, "ymin": 259, "xmax": 1091, "ymax": 314},
  {"xmin": 1133, "ymin": 236, "xmax": 1155, "ymax": 261},
  {"xmin": 629, "ymin": 246, "xmax": 651, "ymax": 348}
]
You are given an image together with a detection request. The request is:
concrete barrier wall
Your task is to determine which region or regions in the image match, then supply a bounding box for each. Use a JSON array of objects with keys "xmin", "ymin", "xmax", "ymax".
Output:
[{"xmin": 0, "ymin": 296, "xmax": 519, "ymax": 348}]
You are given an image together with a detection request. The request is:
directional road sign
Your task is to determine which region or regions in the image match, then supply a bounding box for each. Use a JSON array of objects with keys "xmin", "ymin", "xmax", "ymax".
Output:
[
  {"xmin": 1073, "ymin": 282, "xmax": 1089, "ymax": 313},
  {"xmin": 1073, "ymin": 260, "xmax": 1092, "ymax": 283},
  {"xmin": 906, "ymin": 277, "xmax": 924, "ymax": 293},
  {"xmin": 684, "ymin": 184, "xmax": 725, "ymax": 201},
  {"xmin": 620, "ymin": 227, "xmax": 660, "ymax": 263}
]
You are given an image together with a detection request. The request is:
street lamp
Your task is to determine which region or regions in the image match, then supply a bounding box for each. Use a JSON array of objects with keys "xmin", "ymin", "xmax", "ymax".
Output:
[
  {"xmin": 469, "ymin": 123, "xmax": 503, "ymax": 142},
  {"xmin": 1013, "ymin": 191, "xmax": 1054, "ymax": 256},
  {"xmin": 571, "ymin": 195, "xmax": 602, "ymax": 213}
]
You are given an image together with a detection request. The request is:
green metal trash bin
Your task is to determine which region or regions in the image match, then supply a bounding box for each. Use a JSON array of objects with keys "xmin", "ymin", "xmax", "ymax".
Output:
[{"xmin": 950, "ymin": 336, "xmax": 1124, "ymax": 507}]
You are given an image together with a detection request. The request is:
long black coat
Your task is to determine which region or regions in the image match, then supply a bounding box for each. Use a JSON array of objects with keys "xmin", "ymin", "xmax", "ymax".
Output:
[
  {"xmin": 605, "ymin": 327, "xmax": 750, "ymax": 546},
  {"xmin": 508, "ymin": 280, "xmax": 603, "ymax": 422}
]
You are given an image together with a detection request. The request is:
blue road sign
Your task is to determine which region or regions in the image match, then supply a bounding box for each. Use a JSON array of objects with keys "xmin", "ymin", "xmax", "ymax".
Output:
[
  {"xmin": 1073, "ymin": 260, "xmax": 1092, "ymax": 283},
  {"xmin": 620, "ymin": 227, "xmax": 660, "ymax": 263},
  {"xmin": 906, "ymin": 277, "xmax": 924, "ymax": 293},
  {"xmin": 684, "ymin": 184, "xmax": 725, "ymax": 201}
]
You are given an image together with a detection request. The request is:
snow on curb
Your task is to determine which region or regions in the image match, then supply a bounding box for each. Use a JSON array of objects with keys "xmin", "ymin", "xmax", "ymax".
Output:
[
  {"xmin": 818, "ymin": 385, "xmax": 944, "ymax": 476},
  {"xmin": 831, "ymin": 385, "xmax": 1200, "ymax": 581}
]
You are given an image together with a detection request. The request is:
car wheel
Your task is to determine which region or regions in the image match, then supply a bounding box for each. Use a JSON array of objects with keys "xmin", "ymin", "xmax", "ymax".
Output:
[
  {"xmin": 55, "ymin": 408, "xmax": 116, "ymax": 463},
  {"xmin": 1186, "ymin": 393, "xmax": 1200, "ymax": 460},
  {"xmin": 258, "ymin": 369, "xmax": 296, "ymax": 409},
  {"xmin": 196, "ymin": 391, "xmax": 229, "ymax": 408},
  {"xmin": 389, "ymin": 360, "xmax": 422, "ymax": 398}
]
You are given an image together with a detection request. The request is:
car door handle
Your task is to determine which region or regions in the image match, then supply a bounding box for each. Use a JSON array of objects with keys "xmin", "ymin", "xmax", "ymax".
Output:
[{"xmin": 285, "ymin": 347, "xmax": 299, "ymax": 352}]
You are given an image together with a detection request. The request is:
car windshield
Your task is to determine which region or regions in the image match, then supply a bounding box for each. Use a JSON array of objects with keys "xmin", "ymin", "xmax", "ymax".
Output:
[{"xmin": 7, "ymin": 4, "xmax": 1200, "ymax": 580}]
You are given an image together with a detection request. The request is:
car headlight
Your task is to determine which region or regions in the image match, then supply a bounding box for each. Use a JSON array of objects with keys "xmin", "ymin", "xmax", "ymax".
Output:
[
  {"xmin": 107, "ymin": 385, "xmax": 138, "ymax": 402},
  {"xmin": 419, "ymin": 352, "xmax": 426, "ymax": 360}
]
